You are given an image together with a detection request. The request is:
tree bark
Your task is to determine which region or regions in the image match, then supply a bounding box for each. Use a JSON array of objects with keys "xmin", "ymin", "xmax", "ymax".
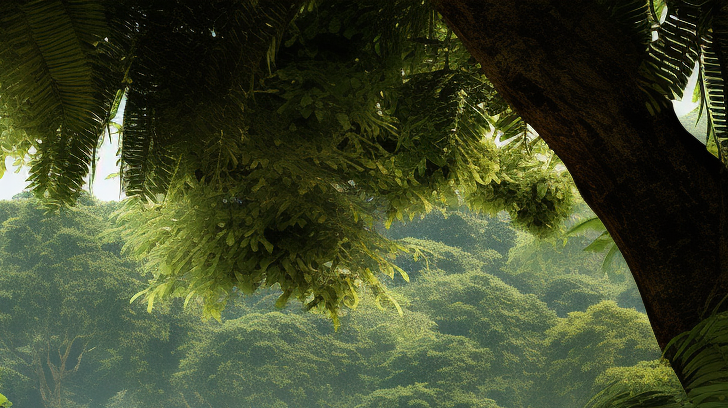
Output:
[{"xmin": 434, "ymin": 0, "xmax": 728, "ymax": 350}]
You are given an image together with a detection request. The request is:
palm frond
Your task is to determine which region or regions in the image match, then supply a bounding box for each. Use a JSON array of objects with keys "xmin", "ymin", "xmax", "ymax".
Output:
[
  {"xmin": 0, "ymin": 0, "xmax": 127, "ymax": 208},
  {"xmin": 117, "ymin": 0, "xmax": 303, "ymax": 201},
  {"xmin": 640, "ymin": 1, "xmax": 702, "ymax": 112},
  {"xmin": 395, "ymin": 69, "xmax": 499, "ymax": 191},
  {"xmin": 667, "ymin": 309, "xmax": 728, "ymax": 405},
  {"xmin": 626, "ymin": 0, "xmax": 728, "ymax": 166},
  {"xmin": 119, "ymin": 90, "xmax": 174, "ymax": 201},
  {"xmin": 704, "ymin": 6, "xmax": 728, "ymax": 162},
  {"xmin": 567, "ymin": 216, "xmax": 607, "ymax": 236},
  {"xmin": 585, "ymin": 388, "xmax": 687, "ymax": 408},
  {"xmin": 566, "ymin": 214, "xmax": 629, "ymax": 272},
  {"xmin": 600, "ymin": 0, "xmax": 654, "ymax": 48}
]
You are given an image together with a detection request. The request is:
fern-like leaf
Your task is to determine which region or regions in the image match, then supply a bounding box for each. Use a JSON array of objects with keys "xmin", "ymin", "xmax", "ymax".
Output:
[
  {"xmin": 640, "ymin": 1, "xmax": 702, "ymax": 111},
  {"xmin": 704, "ymin": 6, "xmax": 728, "ymax": 163},
  {"xmin": 0, "ymin": 0, "xmax": 127, "ymax": 208},
  {"xmin": 117, "ymin": 0, "xmax": 302, "ymax": 201}
]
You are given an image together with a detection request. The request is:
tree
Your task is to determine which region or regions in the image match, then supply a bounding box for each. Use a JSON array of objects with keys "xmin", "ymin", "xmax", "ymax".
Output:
[
  {"xmin": 0, "ymin": 198, "xmax": 192, "ymax": 407},
  {"xmin": 431, "ymin": 0, "xmax": 728, "ymax": 355},
  {"xmin": 0, "ymin": 198, "xmax": 142, "ymax": 407},
  {"xmin": 171, "ymin": 311, "xmax": 367, "ymax": 407},
  {"xmin": 0, "ymin": 195, "xmax": 673, "ymax": 406},
  {"xmin": 402, "ymin": 269, "xmax": 556, "ymax": 406},
  {"xmin": 1, "ymin": 0, "xmax": 726, "ymax": 391},
  {"xmin": 535, "ymin": 301, "xmax": 662, "ymax": 407},
  {"xmin": 0, "ymin": 0, "xmax": 574, "ymax": 325}
]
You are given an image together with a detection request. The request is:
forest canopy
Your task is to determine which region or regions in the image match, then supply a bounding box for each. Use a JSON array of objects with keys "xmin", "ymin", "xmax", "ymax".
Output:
[
  {"xmin": 0, "ymin": 0, "xmax": 575, "ymax": 323},
  {"xmin": 0, "ymin": 197, "xmax": 677, "ymax": 407},
  {"xmin": 3, "ymin": 0, "xmax": 728, "ymax": 405}
]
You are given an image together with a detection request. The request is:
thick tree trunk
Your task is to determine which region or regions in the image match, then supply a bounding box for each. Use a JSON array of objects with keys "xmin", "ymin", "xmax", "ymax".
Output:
[{"xmin": 434, "ymin": 0, "xmax": 728, "ymax": 350}]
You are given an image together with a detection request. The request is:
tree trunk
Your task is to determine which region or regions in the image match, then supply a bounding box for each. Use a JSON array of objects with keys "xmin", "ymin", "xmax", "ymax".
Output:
[{"xmin": 434, "ymin": 0, "xmax": 728, "ymax": 351}]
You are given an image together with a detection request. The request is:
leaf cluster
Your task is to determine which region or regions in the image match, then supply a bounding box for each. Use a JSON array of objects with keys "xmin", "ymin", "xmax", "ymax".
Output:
[{"xmin": 0, "ymin": 0, "xmax": 577, "ymax": 328}]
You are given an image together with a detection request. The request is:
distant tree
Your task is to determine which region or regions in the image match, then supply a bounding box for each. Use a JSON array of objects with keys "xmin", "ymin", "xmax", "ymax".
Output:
[
  {"xmin": 592, "ymin": 360, "xmax": 683, "ymax": 400},
  {"xmin": 354, "ymin": 382, "xmax": 503, "ymax": 408},
  {"xmin": 0, "ymin": 198, "xmax": 189, "ymax": 407},
  {"xmin": 172, "ymin": 294, "xmax": 498, "ymax": 408},
  {"xmin": 393, "ymin": 237, "xmax": 500, "ymax": 282},
  {"xmin": 385, "ymin": 210, "xmax": 517, "ymax": 258},
  {"xmin": 402, "ymin": 269, "xmax": 556, "ymax": 406},
  {"xmin": 536, "ymin": 301, "xmax": 662, "ymax": 408},
  {"xmin": 541, "ymin": 275, "xmax": 609, "ymax": 317},
  {"xmin": 172, "ymin": 311, "xmax": 366, "ymax": 407}
]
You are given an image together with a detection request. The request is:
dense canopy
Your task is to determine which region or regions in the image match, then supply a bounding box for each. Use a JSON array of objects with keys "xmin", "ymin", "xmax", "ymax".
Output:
[
  {"xmin": 0, "ymin": 0, "xmax": 575, "ymax": 322},
  {"xmin": 3, "ymin": 0, "xmax": 728, "ymax": 405}
]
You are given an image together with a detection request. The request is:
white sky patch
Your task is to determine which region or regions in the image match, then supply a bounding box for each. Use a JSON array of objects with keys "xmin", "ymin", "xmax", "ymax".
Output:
[
  {"xmin": 673, "ymin": 63, "xmax": 700, "ymax": 116},
  {"xmin": 89, "ymin": 135, "xmax": 125, "ymax": 201},
  {"xmin": 0, "ymin": 156, "xmax": 30, "ymax": 200}
]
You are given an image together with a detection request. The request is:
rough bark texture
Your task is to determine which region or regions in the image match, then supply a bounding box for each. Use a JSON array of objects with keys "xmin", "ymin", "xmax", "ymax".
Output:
[{"xmin": 434, "ymin": 0, "xmax": 728, "ymax": 350}]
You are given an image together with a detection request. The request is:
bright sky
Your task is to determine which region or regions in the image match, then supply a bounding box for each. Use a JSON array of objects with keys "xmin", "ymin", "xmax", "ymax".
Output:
[{"xmin": 673, "ymin": 65, "xmax": 700, "ymax": 117}]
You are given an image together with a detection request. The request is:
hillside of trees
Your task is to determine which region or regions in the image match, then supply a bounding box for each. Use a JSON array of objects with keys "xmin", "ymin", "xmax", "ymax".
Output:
[{"xmin": 0, "ymin": 196, "xmax": 684, "ymax": 407}]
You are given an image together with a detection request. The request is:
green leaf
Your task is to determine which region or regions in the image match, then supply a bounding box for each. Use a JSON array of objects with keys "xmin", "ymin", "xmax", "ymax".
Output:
[
  {"xmin": 583, "ymin": 232, "xmax": 614, "ymax": 253},
  {"xmin": 129, "ymin": 288, "xmax": 149, "ymax": 304},
  {"xmin": 566, "ymin": 216, "xmax": 606, "ymax": 236},
  {"xmin": 0, "ymin": 392, "xmax": 12, "ymax": 407},
  {"xmin": 602, "ymin": 243, "xmax": 622, "ymax": 271},
  {"xmin": 336, "ymin": 113, "xmax": 351, "ymax": 130}
]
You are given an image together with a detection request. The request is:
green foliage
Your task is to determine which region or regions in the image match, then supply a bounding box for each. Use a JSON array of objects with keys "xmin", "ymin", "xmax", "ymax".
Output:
[
  {"xmin": 665, "ymin": 310, "xmax": 728, "ymax": 405},
  {"xmin": 0, "ymin": 197, "xmax": 668, "ymax": 407},
  {"xmin": 0, "ymin": 0, "xmax": 129, "ymax": 208},
  {"xmin": 395, "ymin": 237, "xmax": 497, "ymax": 279},
  {"xmin": 104, "ymin": 390, "xmax": 139, "ymax": 408},
  {"xmin": 172, "ymin": 311, "xmax": 364, "ymax": 407},
  {"xmin": 542, "ymin": 275, "xmax": 608, "ymax": 317},
  {"xmin": 172, "ymin": 293, "xmax": 497, "ymax": 408},
  {"xmin": 466, "ymin": 149, "xmax": 575, "ymax": 237},
  {"xmin": 593, "ymin": 360, "xmax": 684, "ymax": 400},
  {"xmin": 566, "ymin": 213, "xmax": 627, "ymax": 276},
  {"xmin": 631, "ymin": 0, "xmax": 728, "ymax": 163},
  {"xmin": 0, "ymin": 198, "xmax": 192, "ymax": 407},
  {"xmin": 354, "ymin": 383, "xmax": 503, "ymax": 408},
  {"xmin": 586, "ymin": 308, "xmax": 728, "ymax": 408},
  {"xmin": 115, "ymin": 184, "xmax": 409, "ymax": 326},
  {"xmin": 576, "ymin": 312, "xmax": 728, "ymax": 408},
  {"xmin": 537, "ymin": 301, "xmax": 662, "ymax": 408},
  {"xmin": 0, "ymin": 0, "xmax": 578, "ymax": 323},
  {"xmin": 597, "ymin": 0, "xmax": 652, "ymax": 48},
  {"xmin": 501, "ymin": 230, "xmax": 608, "ymax": 295},
  {"xmin": 402, "ymin": 270, "xmax": 556, "ymax": 406},
  {"xmin": 0, "ymin": 392, "xmax": 11, "ymax": 407},
  {"xmin": 386, "ymin": 209, "xmax": 517, "ymax": 257}
]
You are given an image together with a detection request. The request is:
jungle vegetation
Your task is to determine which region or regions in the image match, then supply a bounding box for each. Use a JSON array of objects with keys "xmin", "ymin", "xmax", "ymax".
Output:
[
  {"xmin": 0, "ymin": 196, "xmax": 680, "ymax": 407},
  {"xmin": 1, "ymin": 0, "xmax": 728, "ymax": 405}
]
